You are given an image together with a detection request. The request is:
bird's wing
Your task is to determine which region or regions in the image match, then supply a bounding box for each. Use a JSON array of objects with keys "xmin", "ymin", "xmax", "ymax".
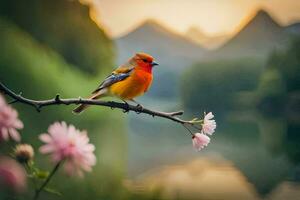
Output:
[
  {"xmin": 113, "ymin": 61, "xmax": 135, "ymax": 74},
  {"xmin": 92, "ymin": 64, "xmax": 134, "ymax": 94}
]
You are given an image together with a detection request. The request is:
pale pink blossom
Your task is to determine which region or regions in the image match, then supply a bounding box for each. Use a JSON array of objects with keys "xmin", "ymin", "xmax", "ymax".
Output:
[
  {"xmin": 202, "ymin": 112, "xmax": 216, "ymax": 135},
  {"xmin": 0, "ymin": 95, "xmax": 23, "ymax": 142},
  {"xmin": 39, "ymin": 121, "xmax": 96, "ymax": 177},
  {"xmin": 0, "ymin": 156, "xmax": 27, "ymax": 192},
  {"xmin": 192, "ymin": 133, "xmax": 210, "ymax": 151}
]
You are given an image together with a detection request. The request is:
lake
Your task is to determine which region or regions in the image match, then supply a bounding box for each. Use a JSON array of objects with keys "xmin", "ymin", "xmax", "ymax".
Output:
[{"xmin": 126, "ymin": 108, "xmax": 300, "ymax": 200}]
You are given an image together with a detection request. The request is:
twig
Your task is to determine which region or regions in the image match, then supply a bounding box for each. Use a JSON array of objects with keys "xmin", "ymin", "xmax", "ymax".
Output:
[
  {"xmin": 0, "ymin": 82, "xmax": 199, "ymax": 129},
  {"xmin": 33, "ymin": 161, "xmax": 62, "ymax": 200}
]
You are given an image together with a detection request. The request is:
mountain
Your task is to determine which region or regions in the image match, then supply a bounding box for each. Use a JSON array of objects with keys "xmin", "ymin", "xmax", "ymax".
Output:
[
  {"xmin": 115, "ymin": 20, "xmax": 206, "ymax": 70},
  {"xmin": 207, "ymin": 10, "xmax": 289, "ymax": 60},
  {"xmin": 285, "ymin": 22, "xmax": 300, "ymax": 35},
  {"xmin": 115, "ymin": 20, "xmax": 206, "ymax": 98},
  {"xmin": 186, "ymin": 27, "xmax": 230, "ymax": 49}
]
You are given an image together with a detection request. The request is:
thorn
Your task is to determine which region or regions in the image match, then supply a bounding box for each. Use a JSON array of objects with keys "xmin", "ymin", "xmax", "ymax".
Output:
[
  {"xmin": 77, "ymin": 97, "xmax": 82, "ymax": 105},
  {"xmin": 122, "ymin": 101, "xmax": 130, "ymax": 113},
  {"xmin": 35, "ymin": 105, "xmax": 41, "ymax": 112},
  {"xmin": 122, "ymin": 109, "xmax": 129, "ymax": 113},
  {"xmin": 8, "ymin": 99, "xmax": 18, "ymax": 104},
  {"xmin": 55, "ymin": 94, "xmax": 61, "ymax": 102}
]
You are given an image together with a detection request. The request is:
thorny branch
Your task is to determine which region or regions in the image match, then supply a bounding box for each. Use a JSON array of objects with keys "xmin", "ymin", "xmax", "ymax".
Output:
[{"xmin": 0, "ymin": 82, "xmax": 201, "ymax": 132}]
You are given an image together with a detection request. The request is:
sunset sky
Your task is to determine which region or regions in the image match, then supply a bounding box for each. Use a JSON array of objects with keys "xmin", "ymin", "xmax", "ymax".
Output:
[{"xmin": 89, "ymin": 0, "xmax": 300, "ymax": 37}]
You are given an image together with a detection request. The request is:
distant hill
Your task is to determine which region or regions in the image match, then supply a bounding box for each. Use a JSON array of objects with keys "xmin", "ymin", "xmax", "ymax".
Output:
[
  {"xmin": 0, "ymin": 0, "xmax": 114, "ymax": 74},
  {"xmin": 115, "ymin": 20, "xmax": 206, "ymax": 98},
  {"xmin": 206, "ymin": 10, "xmax": 289, "ymax": 60},
  {"xmin": 285, "ymin": 22, "xmax": 300, "ymax": 35},
  {"xmin": 186, "ymin": 27, "xmax": 230, "ymax": 49},
  {"xmin": 115, "ymin": 19, "xmax": 206, "ymax": 70}
]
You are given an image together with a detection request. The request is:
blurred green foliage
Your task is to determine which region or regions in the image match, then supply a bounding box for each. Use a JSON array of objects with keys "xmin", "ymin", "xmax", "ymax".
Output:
[
  {"xmin": 266, "ymin": 38, "xmax": 300, "ymax": 92},
  {"xmin": 0, "ymin": 1, "xmax": 176, "ymax": 199},
  {"xmin": 257, "ymin": 37, "xmax": 300, "ymax": 112},
  {"xmin": 0, "ymin": 16, "xmax": 129, "ymax": 200},
  {"xmin": 0, "ymin": 0, "xmax": 114, "ymax": 74},
  {"xmin": 182, "ymin": 36, "xmax": 300, "ymax": 116},
  {"xmin": 256, "ymin": 69, "xmax": 286, "ymax": 111},
  {"xmin": 181, "ymin": 58, "xmax": 263, "ymax": 113},
  {"xmin": 0, "ymin": 0, "xmax": 134, "ymax": 198}
]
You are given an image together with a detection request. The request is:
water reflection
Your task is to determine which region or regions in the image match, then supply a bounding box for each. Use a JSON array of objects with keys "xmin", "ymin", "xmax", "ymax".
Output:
[
  {"xmin": 125, "ymin": 157, "xmax": 259, "ymax": 200},
  {"xmin": 126, "ymin": 110, "xmax": 300, "ymax": 199}
]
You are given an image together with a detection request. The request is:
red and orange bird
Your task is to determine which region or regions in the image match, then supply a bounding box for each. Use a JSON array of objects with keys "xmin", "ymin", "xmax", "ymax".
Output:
[{"xmin": 73, "ymin": 52, "xmax": 159, "ymax": 114}]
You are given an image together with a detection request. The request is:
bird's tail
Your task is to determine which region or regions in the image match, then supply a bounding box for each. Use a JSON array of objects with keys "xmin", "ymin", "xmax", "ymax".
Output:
[
  {"xmin": 72, "ymin": 89, "xmax": 107, "ymax": 114},
  {"xmin": 72, "ymin": 104, "xmax": 90, "ymax": 114}
]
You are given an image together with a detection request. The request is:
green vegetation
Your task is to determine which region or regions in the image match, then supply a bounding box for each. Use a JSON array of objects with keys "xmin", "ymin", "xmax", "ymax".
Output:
[
  {"xmin": 0, "ymin": 0, "xmax": 130, "ymax": 198},
  {"xmin": 182, "ymin": 36, "xmax": 300, "ymax": 116},
  {"xmin": 0, "ymin": 16, "xmax": 128, "ymax": 199},
  {"xmin": 0, "ymin": 0, "xmax": 114, "ymax": 74},
  {"xmin": 256, "ymin": 68, "xmax": 286, "ymax": 112},
  {"xmin": 267, "ymin": 38, "xmax": 300, "ymax": 92},
  {"xmin": 0, "ymin": 2, "xmax": 181, "ymax": 199},
  {"xmin": 181, "ymin": 58, "xmax": 263, "ymax": 114},
  {"xmin": 257, "ymin": 37, "xmax": 300, "ymax": 113}
]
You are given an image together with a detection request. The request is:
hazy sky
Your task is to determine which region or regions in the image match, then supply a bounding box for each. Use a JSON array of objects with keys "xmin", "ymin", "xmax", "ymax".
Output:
[{"xmin": 89, "ymin": 0, "xmax": 300, "ymax": 37}]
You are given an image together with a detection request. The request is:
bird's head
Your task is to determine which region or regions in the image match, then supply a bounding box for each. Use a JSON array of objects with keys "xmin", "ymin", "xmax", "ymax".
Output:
[{"xmin": 130, "ymin": 52, "xmax": 159, "ymax": 72}]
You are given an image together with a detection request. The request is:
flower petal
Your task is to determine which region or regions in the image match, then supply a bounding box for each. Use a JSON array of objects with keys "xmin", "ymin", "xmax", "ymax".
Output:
[
  {"xmin": 9, "ymin": 128, "xmax": 21, "ymax": 142},
  {"xmin": 1, "ymin": 128, "xmax": 9, "ymax": 141},
  {"xmin": 39, "ymin": 134, "xmax": 52, "ymax": 143},
  {"xmin": 38, "ymin": 121, "xmax": 96, "ymax": 177}
]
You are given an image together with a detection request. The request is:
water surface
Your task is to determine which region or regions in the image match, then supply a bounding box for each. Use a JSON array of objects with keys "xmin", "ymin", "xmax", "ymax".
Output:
[{"xmin": 126, "ymin": 109, "xmax": 300, "ymax": 200}]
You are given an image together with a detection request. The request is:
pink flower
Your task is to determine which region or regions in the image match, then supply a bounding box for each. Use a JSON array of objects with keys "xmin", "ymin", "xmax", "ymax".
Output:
[
  {"xmin": 192, "ymin": 133, "xmax": 210, "ymax": 151},
  {"xmin": 39, "ymin": 121, "xmax": 96, "ymax": 177},
  {"xmin": 0, "ymin": 156, "xmax": 27, "ymax": 192},
  {"xmin": 202, "ymin": 112, "xmax": 216, "ymax": 135},
  {"xmin": 0, "ymin": 95, "xmax": 23, "ymax": 142}
]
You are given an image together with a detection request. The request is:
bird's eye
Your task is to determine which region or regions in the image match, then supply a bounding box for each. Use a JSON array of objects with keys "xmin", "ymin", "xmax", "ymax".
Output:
[{"xmin": 142, "ymin": 59, "xmax": 148, "ymax": 63}]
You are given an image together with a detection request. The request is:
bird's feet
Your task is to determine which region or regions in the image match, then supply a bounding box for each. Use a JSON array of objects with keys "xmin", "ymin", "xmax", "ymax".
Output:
[
  {"xmin": 136, "ymin": 104, "xmax": 143, "ymax": 109},
  {"xmin": 128, "ymin": 99, "xmax": 144, "ymax": 113},
  {"xmin": 136, "ymin": 104, "xmax": 143, "ymax": 113},
  {"xmin": 122, "ymin": 100, "xmax": 130, "ymax": 113}
]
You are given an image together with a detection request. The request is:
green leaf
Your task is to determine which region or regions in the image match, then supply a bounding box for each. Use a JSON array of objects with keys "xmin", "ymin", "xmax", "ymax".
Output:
[
  {"xmin": 44, "ymin": 187, "xmax": 62, "ymax": 196},
  {"xmin": 35, "ymin": 170, "xmax": 49, "ymax": 179}
]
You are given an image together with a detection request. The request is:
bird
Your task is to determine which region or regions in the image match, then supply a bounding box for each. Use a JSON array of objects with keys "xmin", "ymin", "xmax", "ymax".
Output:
[{"xmin": 73, "ymin": 52, "xmax": 159, "ymax": 114}]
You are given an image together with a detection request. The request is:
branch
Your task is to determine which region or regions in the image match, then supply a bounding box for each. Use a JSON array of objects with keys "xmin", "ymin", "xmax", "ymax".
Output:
[{"xmin": 0, "ymin": 82, "xmax": 199, "ymax": 129}]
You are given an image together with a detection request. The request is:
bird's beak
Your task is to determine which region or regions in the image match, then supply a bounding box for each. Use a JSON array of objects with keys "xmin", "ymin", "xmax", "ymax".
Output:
[{"xmin": 151, "ymin": 61, "xmax": 159, "ymax": 66}]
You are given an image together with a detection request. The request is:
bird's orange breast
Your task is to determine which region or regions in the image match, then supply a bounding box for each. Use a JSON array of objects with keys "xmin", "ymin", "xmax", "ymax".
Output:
[{"xmin": 109, "ymin": 69, "xmax": 153, "ymax": 100}]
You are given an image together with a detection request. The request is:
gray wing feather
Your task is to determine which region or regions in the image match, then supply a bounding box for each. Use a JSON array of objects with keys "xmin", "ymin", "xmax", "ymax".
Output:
[{"xmin": 92, "ymin": 69, "xmax": 133, "ymax": 94}]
